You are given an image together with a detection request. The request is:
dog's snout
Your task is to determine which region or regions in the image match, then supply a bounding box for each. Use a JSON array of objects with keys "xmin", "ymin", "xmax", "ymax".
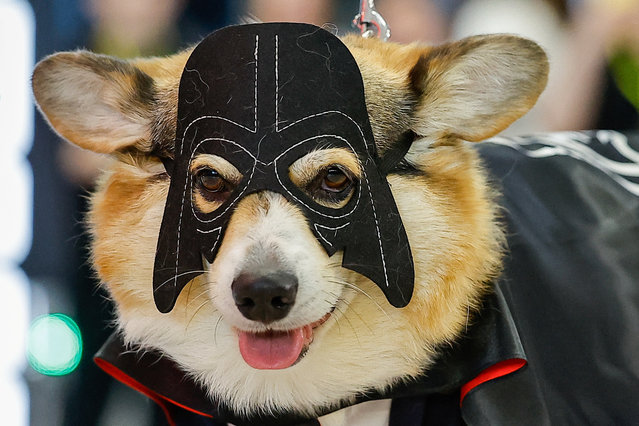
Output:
[{"xmin": 231, "ymin": 273, "xmax": 298, "ymax": 323}]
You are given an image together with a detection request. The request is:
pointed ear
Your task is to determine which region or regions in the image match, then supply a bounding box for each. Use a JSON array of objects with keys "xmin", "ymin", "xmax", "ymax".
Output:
[
  {"xmin": 409, "ymin": 34, "xmax": 549, "ymax": 142},
  {"xmin": 32, "ymin": 51, "xmax": 156, "ymax": 153}
]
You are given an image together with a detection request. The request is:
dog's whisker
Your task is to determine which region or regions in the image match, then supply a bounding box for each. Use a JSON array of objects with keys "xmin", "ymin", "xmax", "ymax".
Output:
[
  {"xmin": 214, "ymin": 315, "xmax": 224, "ymax": 346},
  {"xmin": 185, "ymin": 281, "xmax": 195, "ymax": 315},
  {"xmin": 323, "ymin": 277, "xmax": 390, "ymax": 320},
  {"xmin": 153, "ymin": 269, "xmax": 208, "ymax": 292},
  {"xmin": 185, "ymin": 288, "xmax": 213, "ymax": 307},
  {"xmin": 186, "ymin": 300, "xmax": 212, "ymax": 331},
  {"xmin": 154, "ymin": 267, "xmax": 209, "ymax": 274},
  {"xmin": 341, "ymin": 303, "xmax": 374, "ymax": 336},
  {"xmin": 337, "ymin": 305, "xmax": 361, "ymax": 348},
  {"xmin": 330, "ymin": 302, "xmax": 345, "ymax": 335}
]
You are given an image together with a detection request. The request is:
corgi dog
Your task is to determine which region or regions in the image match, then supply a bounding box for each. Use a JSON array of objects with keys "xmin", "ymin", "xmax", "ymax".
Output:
[{"xmin": 33, "ymin": 23, "xmax": 639, "ymax": 426}]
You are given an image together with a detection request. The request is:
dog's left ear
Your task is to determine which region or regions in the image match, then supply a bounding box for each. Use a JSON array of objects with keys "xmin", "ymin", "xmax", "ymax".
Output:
[{"xmin": 409, "ymin": 34, "xmax": 549, "ymax": 142}]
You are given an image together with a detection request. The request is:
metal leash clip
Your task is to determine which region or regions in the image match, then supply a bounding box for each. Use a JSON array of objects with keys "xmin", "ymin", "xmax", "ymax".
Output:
[{"xmin": 353, "ymin": 0, "xmax": 391, "ymax": 41}]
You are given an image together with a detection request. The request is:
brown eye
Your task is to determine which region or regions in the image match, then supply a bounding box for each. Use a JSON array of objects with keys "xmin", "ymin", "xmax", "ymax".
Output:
[
  {"xmin": 321, "ymin": 166, "xmax": 351, "ymax": 192},
  {"xmin": 197, "ymin": 168, "xmax": 227, "ymax": 192}
]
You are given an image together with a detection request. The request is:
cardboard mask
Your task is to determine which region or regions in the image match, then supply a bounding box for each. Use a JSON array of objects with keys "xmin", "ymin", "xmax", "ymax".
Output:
[{"xmin": 153, "ymin": 23, "xmax": 414, "ymax": 313}]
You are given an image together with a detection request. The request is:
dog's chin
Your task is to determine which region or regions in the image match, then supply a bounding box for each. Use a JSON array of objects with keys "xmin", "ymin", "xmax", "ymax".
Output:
[{"xmin": 235, "ymin": 311, "xmax": 332, "ymax": 370}]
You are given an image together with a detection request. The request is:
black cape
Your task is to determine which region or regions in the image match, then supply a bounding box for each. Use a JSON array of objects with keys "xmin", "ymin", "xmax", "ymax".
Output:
[{"xmin": 96, "ymin": 130, "xmax": 639, "ymax": 425}]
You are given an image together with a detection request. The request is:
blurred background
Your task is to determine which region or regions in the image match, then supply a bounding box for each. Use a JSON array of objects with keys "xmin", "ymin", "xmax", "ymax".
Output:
[{"xmin": 1, "ymin": 0, "xmax": 637, "ymax": 425}]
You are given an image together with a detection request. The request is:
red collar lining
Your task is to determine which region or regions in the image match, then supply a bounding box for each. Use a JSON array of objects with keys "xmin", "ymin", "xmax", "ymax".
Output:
[
  {"xmin": 460, "ymin": 358, "xmax": 526, "ymax": 405},
  {"xmin": 95, "ymin": 357, "xmax": 214, "ymax": 424}
]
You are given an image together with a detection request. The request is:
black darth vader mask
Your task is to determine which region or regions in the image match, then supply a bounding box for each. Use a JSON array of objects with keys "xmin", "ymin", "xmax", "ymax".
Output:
[{"xmin": 153, "ymin": 23, "xmax": 414, "ymax": 313}]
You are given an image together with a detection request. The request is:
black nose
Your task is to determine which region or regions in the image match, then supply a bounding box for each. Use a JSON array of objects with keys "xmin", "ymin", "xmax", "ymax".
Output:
[{"xmin": 231, "ymin": 273, "xmax": 298, "ymax": 324}]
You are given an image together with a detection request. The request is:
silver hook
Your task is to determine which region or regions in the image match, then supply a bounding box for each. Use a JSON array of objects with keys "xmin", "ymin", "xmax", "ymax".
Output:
[{"xmin": 352, "ymin": 0, "xmax": 391, "ymax": 41}]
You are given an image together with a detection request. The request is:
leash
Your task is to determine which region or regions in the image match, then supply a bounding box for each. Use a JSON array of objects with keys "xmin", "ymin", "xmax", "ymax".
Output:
[{"xmin": 353, "ymin": 0, "xmax": 391, "ymax": 41}]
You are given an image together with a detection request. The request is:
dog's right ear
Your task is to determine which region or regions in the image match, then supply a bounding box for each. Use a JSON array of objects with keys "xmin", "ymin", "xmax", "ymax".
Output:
[{"xmin": 32, "ymin": 51, "xmax": 157, "ymax": 154}]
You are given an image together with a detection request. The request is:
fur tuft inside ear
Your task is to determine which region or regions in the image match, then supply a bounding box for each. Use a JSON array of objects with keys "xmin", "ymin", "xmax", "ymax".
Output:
[
  {"xmin": 32, "ymin": 51, "xmax": 156, "ymax": 153},
  {"xmin": 409, "ymin": 34, "xmax": 549, "ymax": 142}
]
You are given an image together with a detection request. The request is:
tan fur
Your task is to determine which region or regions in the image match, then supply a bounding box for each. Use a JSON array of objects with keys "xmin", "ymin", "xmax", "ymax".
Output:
[{"xmin": 32, "ymin": 31, "xmax": 548, "ymax": 420}]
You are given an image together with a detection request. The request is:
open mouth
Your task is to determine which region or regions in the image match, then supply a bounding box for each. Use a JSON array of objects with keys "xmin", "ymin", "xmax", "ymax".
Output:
[{"xmin": 236, "ymin": 311, "xmax": 332, "ymax": 370}]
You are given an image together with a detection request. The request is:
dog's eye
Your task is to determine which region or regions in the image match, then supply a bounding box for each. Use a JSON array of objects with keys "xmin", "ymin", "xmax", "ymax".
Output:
[
  {"xmin": 320, "ymin": 165, "xmax": 353, "ymax": 194},
  {"xmin": 196, "ymin": 168, "xmax": 227, "ymax": 193},
  {"xmin": 322, "ymin": 166, "xmax": 351, "ymax": 192},
  {"xmin": 296, "ymin": 163, "xmax": 356, "ymax": 208}
]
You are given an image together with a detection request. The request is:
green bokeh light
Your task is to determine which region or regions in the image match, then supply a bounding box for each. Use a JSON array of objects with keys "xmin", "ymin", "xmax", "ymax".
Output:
[
  {"xmin": 27, "ymin": 313, "xmax": 82, "ymax": 376},
  {"xmin": 610, "ymin": 49, "xmax": 639, "ymax": 113}
]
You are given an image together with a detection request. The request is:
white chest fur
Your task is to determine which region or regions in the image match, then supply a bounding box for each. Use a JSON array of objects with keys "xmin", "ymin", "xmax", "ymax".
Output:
[
  {"xmin": 227, "ymin": 399, "xmax": 392, "ymax": 426},
  {"xmin": 317, "ymin": 399, "xmax": 392, "ymax": 426}
]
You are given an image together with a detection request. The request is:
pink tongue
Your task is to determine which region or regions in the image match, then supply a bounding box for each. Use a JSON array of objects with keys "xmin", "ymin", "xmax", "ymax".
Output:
[{"xmin": 238, "ymin": 326, "xmax": 312, "ymax": 369}]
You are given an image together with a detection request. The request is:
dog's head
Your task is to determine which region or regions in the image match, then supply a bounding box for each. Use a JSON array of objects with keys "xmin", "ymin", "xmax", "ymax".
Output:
[{"xmin": 32, "ymin": 27, "xmax": 547, "ymax": 417}]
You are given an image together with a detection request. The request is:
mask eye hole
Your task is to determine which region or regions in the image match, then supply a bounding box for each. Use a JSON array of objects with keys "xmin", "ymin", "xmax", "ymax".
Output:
[
  {"xmin": 321, "ymin": 166, "xmax": 352, "ymax": 193},
  {"xmin": 288, "ymin": 148, "xmax": 360, "ymax": 208},
  {"xmin": 196, "ymin": 168, "xmax": 228, "ymax": 193},
  {"xmin": 309, "ymin": 164, "xmax": 356, "ymax": 207},
  {"xmin": 190, "ymin": 155, "xmax": 242, "ymax": 213}
]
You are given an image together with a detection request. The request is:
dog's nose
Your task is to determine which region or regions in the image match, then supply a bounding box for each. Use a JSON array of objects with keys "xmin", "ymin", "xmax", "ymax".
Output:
[{"xmin": 231, "ymin": 273, "xmax": 298, "ymax": 323}]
